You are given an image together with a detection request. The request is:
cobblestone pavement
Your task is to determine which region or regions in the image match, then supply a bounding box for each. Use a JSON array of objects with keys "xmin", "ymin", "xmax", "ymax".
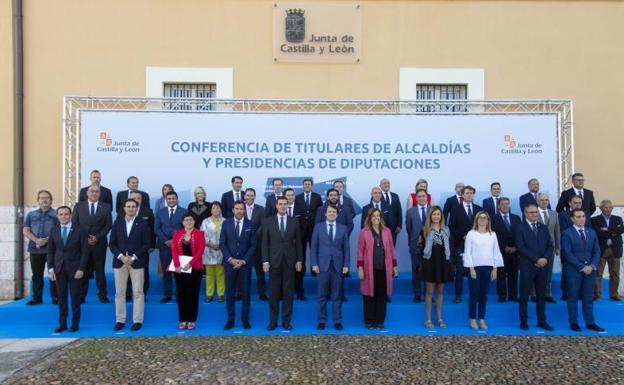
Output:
[{"xmin": 4, "ymin": 336, "xmax": 624, "ymax": 385}]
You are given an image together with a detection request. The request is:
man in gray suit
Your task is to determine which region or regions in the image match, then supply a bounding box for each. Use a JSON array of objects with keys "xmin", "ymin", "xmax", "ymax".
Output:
[
  {"xmin": 262, "ymin": 196, "xmax": 303, "ymax": 331},
  {"xmin": 536, "ymin": 193, "xmax": 561, "ymax": 303},
  {"xmin": 405, "ymin": 189, "xmax": 430, "ymax": 302}
]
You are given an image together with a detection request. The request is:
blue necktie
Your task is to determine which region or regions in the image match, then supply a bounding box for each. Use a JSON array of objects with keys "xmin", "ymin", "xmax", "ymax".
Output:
[
  {"xmin": 579, "ymin": 229, "xmax": 586, "ymax": 243},
  {"xmin": 305, "ymin": 193, "xmax": 310, "ymax": 208},
  {"xmin": 329, "ymin": 223, "xmax": 334, "ymax": 242},
  {"xmin": 90, "ymin": 202, "xmax": 95, "ymax": 216},
  {"xmin": 467, "ymin": 205, "xmax": 473, "ymax": 219},
  {"xmin": 280, "ymin": 216, "xmax": 285, "ymax": 238},
  {"xmin": 169, "ymin": 208, "xmax": 174, "ymax": 224},
  {"xmin": 420, "ymin": 207, "xmax": 426, "ymax": 224},
  {"xmin": 61, "ymin": 225, "xmax": 68, "ymax": 245},
  {"xmin": 504, "ymin": 214, "xmax": 511, "ymax": 231},
  {"xmin": 532, "ymin": 222, "xmax": 538, "ymax": 236},
  {"xmin": 235, "ymin": 220, "xmax": 241, "ymax": 239}
]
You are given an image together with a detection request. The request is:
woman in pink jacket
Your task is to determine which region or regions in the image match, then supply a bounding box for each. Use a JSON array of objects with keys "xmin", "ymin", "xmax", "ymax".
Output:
[{"xmin": 357, "ymin": 208, "xmax": 399, "ymax": 329}]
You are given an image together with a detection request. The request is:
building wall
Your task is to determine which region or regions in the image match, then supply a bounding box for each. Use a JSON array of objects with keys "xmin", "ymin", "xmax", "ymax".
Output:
[{"xmin": 1, "ymin": 0, "xmax": 623, "ymax": 297}]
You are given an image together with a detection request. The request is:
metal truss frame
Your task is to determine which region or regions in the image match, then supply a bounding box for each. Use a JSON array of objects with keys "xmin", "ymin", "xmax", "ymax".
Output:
[{"xmin": 63, "ymin": 96, "xmax": 573, "ymax": 205}]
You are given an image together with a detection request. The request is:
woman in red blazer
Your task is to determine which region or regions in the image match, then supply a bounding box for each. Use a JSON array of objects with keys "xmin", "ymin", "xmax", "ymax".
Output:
[
  {"xmin": 357, "ymin": 208, "xmax": 399, "ymax": 329},
  {"xmin": 171, "ymin": 212, "xmax": 206, "ymax": 330}
]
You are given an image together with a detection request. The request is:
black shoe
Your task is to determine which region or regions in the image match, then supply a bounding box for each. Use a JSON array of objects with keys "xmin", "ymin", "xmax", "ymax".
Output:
[
  {"xmin": 587, "ymin": 324, "xmax": 605, "ymax": 332},
  {"xmin": 297, "ymin": 294, "xmax": 308, "ymax": 301},
  {"xmin": 530, "ymin": 296, "xmax": 537, "ymax": 303},
  {"xmin": 386, "ymin": 297, "xmax": 392, "ymax": 303},
  {"xmin": 54, "ymin": 325, "xmax": 67, "ymax": 333},
  {"xmin": 376, "ymin": 324, "xmax": 385, "ymax": 330},
  {"xmin": 545, "ymin": 297, "xmax": 556, "ymax": 304},
  {"xmin": 341, "ymin": 295, "xmax": 348, "ymax": 302},
  {"xmin": 570, "ymin": 324, "xmax": 582, "ymax": 332},
  {"xmin": 69, "ymin": 325, "xmax": 79, "ymax": 332},
  {"xmin": 204, "ymin": 296, "xmax": 213, "ymax": 303},
  {"xmin": 365, "ymin": 323, "xmax": 373, "ymax": 329},
  {"xmin": 242, "ymin": 320, "xmax": 251, "ymax": 329},
  {"xmin": 317, "ymin": 322, "xmax": 326, "ymax": 330},
  {"xmin": 509, "ymin": 297, "xmax": 519, "ymax": 302},
  {"xmin": 561, "ymin": 296, "xmax": 568, "ymax": 301},
  {"xmin": 52, "ymin": 298, "xmax": 59, "ymax": 305},
  {"xmin": 130, "ymin": 323, "xmax": 142, "ymax": 331},
  {"xmin": 520, "ymin": 323, "xmax": 529, "ymax": 331},
  {"xmin": 453, "ymin": 297, "xmax": 462, "ymax": 303},
  {"xmin": 498, "ymin": 296, "xmax": 506, "ymax": 303},
  {"xmin": 413, "ymin": 295, "xmax": 421, "ymax": 303},
  {"xmin": 113, "ymin": 322, "xmax": 125, "ymax": 331},
  {"xmin": 283, "ymin": 323, "xmax": 293, "ymax": 331},
  {"xmin": 537, "ymin": 322, "xmax": 554, "ymax": 331},
  {"xmin": 224, "ymin": 320, "xmax": 234, "ymax": 330},
  {"xmin": 235, "ymin": 294, "xmax": 242, "ymax": 301},
  {"xmin": 258, "ymin": 293, "xmax": 268, "ymax": 301},
  {"xmin": 26, "ymin": 299, "xmax": 42, "ymax": 306},
  {"xmin": 80, "ymin": 298, "xmax": 86, "ymax": 304},
  {"xmin": 267, "ymin": 324, "xmax": 277, "ymax": 331},
  {"xmin": 217, "ymin": 296, "xmax": 224, "ymax": 303},
  {"xmin": 160, "ymin": 296, "xmax": 172, "ymax": 303},
  {"xmin": 99, "ymin": 296, "xmax": 110, "ymax": 304},
  {"xmin": 334, "ymin": 323, "xmax": 343, "ymax": 331}
]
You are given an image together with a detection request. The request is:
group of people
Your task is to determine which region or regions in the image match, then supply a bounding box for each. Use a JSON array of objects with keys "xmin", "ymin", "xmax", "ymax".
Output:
[{"xmin": 24, "ymin": 170, "xmax": 622, "ymax": 333}]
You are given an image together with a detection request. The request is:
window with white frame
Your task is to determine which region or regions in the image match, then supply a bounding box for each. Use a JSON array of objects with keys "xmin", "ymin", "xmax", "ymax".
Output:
[
  {"xmin": 415, "ymin": 84, "xmax": 467, "ymax": 112},
  {"xmin": 163, "ymin": 83, "xmax": 217, "ymax": 111}
]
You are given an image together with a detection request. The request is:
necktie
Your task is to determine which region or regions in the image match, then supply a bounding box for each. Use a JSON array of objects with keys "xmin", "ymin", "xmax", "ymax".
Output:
[
  {"xmin": 467, "ymin": 205, "xmax": 473, "ymax": 218},
  {"xmin": 235, "ymin": 192, "xmax": 240, "ymax": 202},
  {"xmin": 533, "ymin": 193, "xmax": 538, "ymax": 201},
  {"xmin": 375, "ymin": 203, "xmax": 379, "ymax": 210},
  {"xmin": 384, "ymin": 192, "xmax": 390, "ymax": 205},
  {"xmin": 504, "ymin": 214, "xmax": 511, "ymax": 231},
  {"xmin": 305, "ymin": 194, "xmax": 310, "ymax": 208},
  {"xmin": 90, "ymin": 202, "xmax": 95, "ymax": 216},
  {"xmin": 61, "ymin": 225, "xmax": 68, "ymax": 245},
  {"xmin": 288, "ymin": 206, "xmax": 292, "ymax": 217},
  {"xmin": 459, "ymin": 196, "xmax": 464, "ymax": 205},
  {"xmin": 235, "ymin": 221, "xmax": 241, "ymax": 238},
  {"xmin": 494, "ymin": 198, "xmax": 498, "ymax": 214},
  {"xmin": 279, "ymin": 216, "xmax": 285, "ymax": 238},
  {"xmin": 579, "ymin": 190, "xmax": 584, "ymax": 200},
  {"xmin": 532, "ymin": 222, "xmax": 538, "ymax": 236},
  {"xmin": 543, "ymin": 210, "xmax": 549, "ymax": 224},
  {"xmin": 579, "ymin": 229, "xmax": 586, "ymax": 243},
  {"xmin": 421, "ymin": 207, "xmax": 426, "ymax": 224},
  {"xmin": 329, "ymin": 223, "xmax": 334, "ymax": 241},
  {"xmin": 169, "ymin": 208, "xmax": 174, "ymax": 222}
]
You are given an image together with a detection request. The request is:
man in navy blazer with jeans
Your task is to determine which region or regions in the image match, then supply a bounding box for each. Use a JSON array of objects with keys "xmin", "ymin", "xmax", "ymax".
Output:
[
  {"xmin": 221, "ymin": 201, "xmax": 256, "ymax": 330},
  {"xmin": 310, "ymin": 204, "xmax": 350, "ymax": 330},
  {"xmin": 561, "ymin": 209, "xmax": 604, "ymax": 332},
  {"xmin": 515, "ymin": 204, "xmax": 554, "ymax": 331},
  {"xmin": 155, "ymin": 191, "xmax": 187, "ymax": 302}
]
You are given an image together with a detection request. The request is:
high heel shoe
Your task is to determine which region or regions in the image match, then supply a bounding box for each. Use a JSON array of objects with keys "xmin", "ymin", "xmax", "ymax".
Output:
[
  {"xmin": 425, "ymin": 320, "xmax": 434, "ymax": 329},
  {"xmin": 469, "ymin": 319, "xmax": 478, "ymax": 330},
  {"xmin": 178, "ymin": 322, "xmax": 187, "ymax": 330},
  {"xmin": 479, "ymin": 319, "xmax": 488, "ymax": 331}
]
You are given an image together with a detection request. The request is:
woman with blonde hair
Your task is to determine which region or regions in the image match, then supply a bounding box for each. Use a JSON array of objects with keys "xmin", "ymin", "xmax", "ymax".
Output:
[
  {"xmin": 406, "ymin": 178, "xmax": 433, "ymax": 209},
  {"xmin": 357, "ymin": 208, "xmax": 399, "ymax": 329},
  {"xmin": 420, "ymin": 206, "xmax": 453, "ymax": 328},
  {"xmin": 463, "ymin": 211, "xmax": 504, "ymax": 330},
  {"xmin": 187, "ymin": 186, "xmax": 210, "ymax": 229},
  {"xmin": 200, "ymin": 201, "xmax": 226, "ymax": 302}
]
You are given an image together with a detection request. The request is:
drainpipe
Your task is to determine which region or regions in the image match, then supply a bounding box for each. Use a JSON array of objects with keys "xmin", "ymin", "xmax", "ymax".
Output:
[{"xmin": 13, "ymin": 0, "xmax": 24, "ymax": 299}]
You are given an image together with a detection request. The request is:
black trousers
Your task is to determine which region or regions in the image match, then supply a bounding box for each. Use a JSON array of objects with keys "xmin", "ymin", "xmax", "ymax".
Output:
[
  {"xmin": 174, "ymin": 268, "xmax": 203, "ymax": 322},
  {"xmin": 253, "ymin": 248, "xmax": 267, "ymax": 296},
  {"xmin": 295, "ymin": 229, "xmax": 312, "ymax": 296},
  {"xmin": 30, "ymin": 253, "xmax": 57, "ymax": 301},
  {"xmin": 410, "ymin": 253, "xmax": 423, "ymax": 297},
  {"xmin": 269, "ymin": 261, "xmax": 295, "ymax": 326},
  {"xmin": 81, "ymin": 243, "xmax": 107, "ymax": 300},
  {"xmin": 497, "ymin": 251, "xmax": 518, "ymax": 299},
  {"xmin": 56, "ymin": 264, "xmax": 82, "ymax": 327},
  {"xmin": 363, "ymin": 268, "xmax": 387, "ymax": 325}
]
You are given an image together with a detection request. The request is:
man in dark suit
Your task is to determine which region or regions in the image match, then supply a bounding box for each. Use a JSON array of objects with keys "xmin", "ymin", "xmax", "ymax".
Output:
[
  {"xmin": 126, "ymin": 191, "xmax": 155, "ymax": 299},
  {"xmin": 47, "ymin": 206, "xmax": 89, "ymax": 333},
  {"xmin": 316, "ymin": 188, "xmax": 354, "ymax": 235},
  {"xmin": 71, "ymin": 184, "xmax": 112, "ymax": 303},
  {"xmin": 482, "ymin": 182, "xmax": 502, "ymax": 217},
  {"xmin": 310, "ymin": 205, "xmax": 350, "ymax": 330},
  {"xmin": 333, "ymin": 180, "xmax": 355, "ymax": 219},
  {"xmin": 78, "ymin": 169, "xmax": 113, "ymax": 207},
  {"xmin": 264, "ymin": 178, "xmax": 283, "ymax": 217},
  {"xmin": 449, "ymin": 185, "xmax": 482, "ymax": 303},
  {"xmin": 379, "ymin": 178, "xmax": 402, "ymax": 245},
  {"xmin": 515, "ymin": 204, "xmax": 554, "ymax": 331},
  {"xmin": 491, "ymin": 197, "xmax": 521, "ymax": 302},
  {"xmin": 443, "ymin": 181, "xmax": 464, "ymax": 223},
  {"xmin": 558, "ymin": 194, "xmax": 589, "ymax": 300},
  {"xmin": 405, "ymin": 189, "xmax": 430, "ymax": 302},
  {"xmin": 115, "ymin": 176, "xmax": 150, "ymax": 213},
  {"xmin": 556, "ymin": 172, "xmax": 596, "ymax": 215},
  {"xmin": 592, "ymin": 200, "xmax": 624, "ymax": 301},
  {"xmin": 262, "ymin": 196, "xmax": 303, "ymax": 331},
  {"xmin": 244, "ymin": 188, "xmax": 268, "ymax": 301},
  {"xmin": 294, "ymin": 178, "xmax": 323, "ymax": 297},
  {"xmin": 221, "ymin": 175, "xmax": 244, "ymax": 219},
  {"xmin": 154, "ymin": 191, "xmax": 187, "ymax": 302},
  {"xmin": 110, "ymin": 198, "xmax": 151, "ymax": 332},
  {"xmin": 561, "ymin": 209, "xmax": 604, "ymax": 332},
  {"xmin": 361, "ymin": 187, "xmax": 393, "ymax": 231},
  {"xmin": 221, "ymin": 201, "xmax": 256, "ymax": 330},
  {"xmin": 519, "ymin": 178, "xmax": 550, "ymax": 216}
]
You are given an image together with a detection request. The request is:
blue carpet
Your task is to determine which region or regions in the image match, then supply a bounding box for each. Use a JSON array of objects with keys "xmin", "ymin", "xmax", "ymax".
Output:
[{"xmin": 1, "ymin": 273, "xmax": 622, "ymax": 338}]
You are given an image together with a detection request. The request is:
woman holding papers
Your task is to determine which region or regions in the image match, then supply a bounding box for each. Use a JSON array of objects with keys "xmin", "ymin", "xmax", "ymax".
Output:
[{"xmin": 171, "ymin": 212, "xmax": 206, "ymax": 330}]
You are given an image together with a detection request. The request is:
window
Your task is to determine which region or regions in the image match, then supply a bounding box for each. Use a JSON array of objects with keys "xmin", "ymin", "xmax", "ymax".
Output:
[
  {"xmin": 163, "ymin": 83, "xmax": 217, "ymax": 111},
  {"xmin": 416, "ymin": 84, "xmax": 467, "ymax": 112}
]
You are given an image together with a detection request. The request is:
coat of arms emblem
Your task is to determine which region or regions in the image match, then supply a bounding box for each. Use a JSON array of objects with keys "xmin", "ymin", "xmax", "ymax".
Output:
[{"xmin": 285, "ymin": 9, "xmax": 305, "ymax": 43}]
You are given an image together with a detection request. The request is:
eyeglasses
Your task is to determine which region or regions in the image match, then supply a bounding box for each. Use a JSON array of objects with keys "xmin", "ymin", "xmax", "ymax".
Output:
[{"xmin": 525, "ymin": 211, "xmax": 538, "ymax": 214}]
